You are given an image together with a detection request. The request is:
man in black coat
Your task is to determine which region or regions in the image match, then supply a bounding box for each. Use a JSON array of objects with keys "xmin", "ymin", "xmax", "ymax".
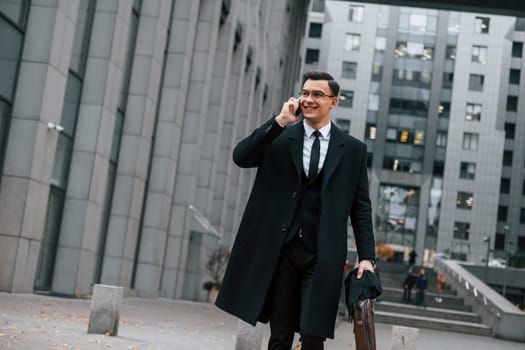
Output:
[{"xmin": 215, "ymin": 70, "xmax": 376, "ymax": 350}]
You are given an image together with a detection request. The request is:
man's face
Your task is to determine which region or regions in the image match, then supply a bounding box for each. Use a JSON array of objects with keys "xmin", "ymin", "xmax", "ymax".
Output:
[{"xmin": 299, "ymin": 79, "xmax": 338, "ymax": 127}]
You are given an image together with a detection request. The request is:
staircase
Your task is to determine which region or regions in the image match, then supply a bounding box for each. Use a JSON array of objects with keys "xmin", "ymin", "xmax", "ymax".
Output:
[{"xmin": 374, "ymin": 261, "xmax": 492, "ymax": 337}]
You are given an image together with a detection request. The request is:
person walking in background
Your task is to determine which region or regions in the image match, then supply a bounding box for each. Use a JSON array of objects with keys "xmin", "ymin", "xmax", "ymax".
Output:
[
  {"xmin": 215, "ymin": 70, "xmax": 376, "ymax": 350},
  {"xmin": 402, "ymin": 270, "xmax": 417, "ymax": 304},
  {"xmin": 435, "ymin": 271, "xmax": 446, "ymax": 303},
  {"xmin": 408, "ymin": 249, "xmax": 417, "ymax": 273},
  {"xmin": 415, "ymin": 268, "xmax": 428, "ymax": 308}
]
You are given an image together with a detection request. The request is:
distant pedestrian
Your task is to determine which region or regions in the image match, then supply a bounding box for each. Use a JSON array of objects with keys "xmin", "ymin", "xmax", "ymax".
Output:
[
  {"xmin": 402, "ymin": 270, "xmax": 417, "ymax": 303},
  {"xmin": 435, "ymin": 271, "xmax": 446, "ymax": 303},
  {"xmin": 415, "ymin": 268, "xmax": 428, "ymax": 308},
  {"xmin": 408, "ymin": 250, "xmax": 417, "ymax": 272}
]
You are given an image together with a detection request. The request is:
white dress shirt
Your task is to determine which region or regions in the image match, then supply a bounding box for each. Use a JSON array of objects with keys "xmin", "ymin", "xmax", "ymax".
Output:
[{"xmin": 303, "ymin": 121, "xmax": 331, "ymax": 176}]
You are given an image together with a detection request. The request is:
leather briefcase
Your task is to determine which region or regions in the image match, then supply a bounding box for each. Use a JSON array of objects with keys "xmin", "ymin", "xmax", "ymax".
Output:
[{"xmin": 352, "ymin": 298, "xmax": 376, "ymax": 350}]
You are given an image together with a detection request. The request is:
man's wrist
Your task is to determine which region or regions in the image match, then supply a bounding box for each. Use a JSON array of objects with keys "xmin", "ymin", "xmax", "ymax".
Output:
[
  {"xmin": 361, "ymin": 258, "xmax": 376, "ymax": 269},
  {"xmin": 275, "ymin": 115, "xmax": 286, "ymax": 127}
]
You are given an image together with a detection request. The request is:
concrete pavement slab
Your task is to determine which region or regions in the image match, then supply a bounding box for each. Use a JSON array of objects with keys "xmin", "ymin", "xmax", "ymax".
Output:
[{"xmin": 1, "ymin": 293, "xmax": 524, "ymax": 349}]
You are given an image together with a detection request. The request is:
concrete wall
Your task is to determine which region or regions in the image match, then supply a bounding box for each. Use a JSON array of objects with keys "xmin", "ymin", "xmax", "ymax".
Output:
[{"xmin": 0, "ymin": 0, "xmax": 308, "ymax": 300}]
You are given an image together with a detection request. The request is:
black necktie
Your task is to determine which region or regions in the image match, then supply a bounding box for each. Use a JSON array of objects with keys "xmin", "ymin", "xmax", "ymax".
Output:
[{"xmin": 308, "ymin": 130, "xmax": 321, "ymax": 180}]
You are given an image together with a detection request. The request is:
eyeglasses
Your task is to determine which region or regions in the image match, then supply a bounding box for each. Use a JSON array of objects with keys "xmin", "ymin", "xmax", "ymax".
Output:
[{"xmin": 299, "ymin": 90, "xmax": 336, "ymax": 99}]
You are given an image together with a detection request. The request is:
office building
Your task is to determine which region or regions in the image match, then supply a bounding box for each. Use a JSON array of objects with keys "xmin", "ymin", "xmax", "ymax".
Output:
[
  {"xmin": 303, "ymin": 0, "xmax": 525, "ymax": 264},
  {"xmin": 0, "ymin": 0, "xmax": 308, "ymax": 300}
]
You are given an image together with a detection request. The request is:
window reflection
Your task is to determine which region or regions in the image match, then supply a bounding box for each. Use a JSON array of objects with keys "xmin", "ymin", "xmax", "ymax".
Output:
[{"xmin": 376, "ymin": 185, "xmax": 420, "ymax": 247}]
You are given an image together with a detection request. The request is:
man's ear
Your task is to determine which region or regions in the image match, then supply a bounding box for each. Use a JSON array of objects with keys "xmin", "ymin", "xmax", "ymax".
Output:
[{"xmin": 329, "ymin": 97, "xmax": 338, "ymax": 109}]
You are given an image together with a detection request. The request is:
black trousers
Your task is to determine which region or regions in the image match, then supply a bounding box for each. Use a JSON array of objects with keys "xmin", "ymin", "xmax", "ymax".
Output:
[{"xmin": 266, "ymin": 236, "xmax": 325, "ymax": 350}]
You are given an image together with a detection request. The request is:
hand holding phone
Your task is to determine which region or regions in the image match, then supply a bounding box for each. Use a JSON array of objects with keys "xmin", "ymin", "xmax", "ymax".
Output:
[{"xmin": 276, "ymin": 97, "xmax": 302, "ymax": 126}]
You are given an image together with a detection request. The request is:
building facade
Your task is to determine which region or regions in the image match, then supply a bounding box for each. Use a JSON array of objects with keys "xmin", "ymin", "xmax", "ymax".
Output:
[
  {"xmin": 0, "ymin": 0, "xmax": 309, "ymax": 300},
  {"xmin": 303, "ymin": 0, "xmax": 525, "ymax": 264}
]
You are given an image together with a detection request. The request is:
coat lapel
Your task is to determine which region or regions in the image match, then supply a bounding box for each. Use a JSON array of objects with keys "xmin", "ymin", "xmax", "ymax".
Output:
[
  {"xmin": 322, "ymin": 123, "xmax": 345, "ymax": 192},
  {"xmin": 288, "ymin": 122, "xmax": 304, "ymax": 179}
]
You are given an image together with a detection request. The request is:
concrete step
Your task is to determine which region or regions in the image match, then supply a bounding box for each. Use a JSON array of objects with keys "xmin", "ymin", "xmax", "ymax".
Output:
[
  {"xmin": 374, "ymin": 310, "xmax": 493, "ymax": 337},
  {"xmin": 375, "ymin": 301, "xmax": 481, "ymax": 323},
  {"xmin": 379, "ymin": 287, "xmax": 471, "ymax": 311}
]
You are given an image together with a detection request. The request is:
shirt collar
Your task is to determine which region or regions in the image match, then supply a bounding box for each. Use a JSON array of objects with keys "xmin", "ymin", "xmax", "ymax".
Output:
[{"xmin": 303, "ymin": 120, "xmax": 331, "ymax": 138}]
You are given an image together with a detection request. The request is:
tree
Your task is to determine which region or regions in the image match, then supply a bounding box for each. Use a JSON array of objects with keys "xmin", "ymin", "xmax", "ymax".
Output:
[{"xmin": 203, "ymin": 245, "xmax": 230, "ymax": 291}]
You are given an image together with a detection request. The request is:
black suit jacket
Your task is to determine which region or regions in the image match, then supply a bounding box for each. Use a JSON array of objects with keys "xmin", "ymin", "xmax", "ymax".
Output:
[{"xmin": 216, "ymin": 118, "xmax": 375, "ymax": 338}]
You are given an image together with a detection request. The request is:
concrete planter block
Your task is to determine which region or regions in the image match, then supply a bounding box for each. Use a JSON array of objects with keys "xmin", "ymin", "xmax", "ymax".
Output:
[
  {"xmin": 390, "ymin": 325, "xmax": 418, "ymax": 350},
  {"xmin": 87, "ymin": 284, "xmax": 123, "ymax": 336},
  {"xmin": 234, "ymin": 320, "xmax": 263, "ymax": 350}
]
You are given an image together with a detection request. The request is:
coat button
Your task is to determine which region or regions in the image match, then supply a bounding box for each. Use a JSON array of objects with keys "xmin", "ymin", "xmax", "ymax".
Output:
[
  {"xmin": 292, "ymin": 192, "xmax": 297, "ymax": 199},
  {"xmin": 281, "ymin": 225, "xmax": 287, "ymax": 232}
]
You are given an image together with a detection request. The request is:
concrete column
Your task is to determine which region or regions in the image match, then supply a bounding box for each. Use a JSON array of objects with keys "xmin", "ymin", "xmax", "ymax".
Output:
[
  {"xmin": 0, "ymin": 0, "xmax": 80, "ymax": 292},
  {"xmin": 155, "ymin": 0, "xmax": 200, "ymax": 299},
  {"xmin": 99, "ymin": 0, "xmax": 171, "ymax": 291},
  {"xmin": 212, "ymin": 2, "xmax": 247, "ymax": 243},
  {"xmin": 51, "ymin": 0, "xmax": 133, "ymax": 296},
  {"xmin": 164, "ymin": 0, "xmax": 223, "ymax": 299}
]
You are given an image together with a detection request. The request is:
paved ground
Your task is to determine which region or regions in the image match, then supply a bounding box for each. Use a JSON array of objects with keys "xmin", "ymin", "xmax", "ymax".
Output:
[{"xmin": 1, "ymin": 292, "xmax": 524, "ymax": 350}]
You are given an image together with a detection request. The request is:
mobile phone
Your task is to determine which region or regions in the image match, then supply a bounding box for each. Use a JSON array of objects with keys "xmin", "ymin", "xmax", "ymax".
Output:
[{"xmin": 294, "ymin": 96, "xmax": 302, "ymax": 116}]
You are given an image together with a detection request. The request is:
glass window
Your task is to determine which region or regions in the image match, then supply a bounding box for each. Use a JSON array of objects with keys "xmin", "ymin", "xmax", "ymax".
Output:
[
  {"xmin": 51, "ymin": 74, "xmax": 82, "ymax": 188},
  {"xmin": 376, "ymin": 185, "xmax": 419, "ymax": 246},
  {"xmin": 495, "ymin": 233, "xmax": 505, "ymax": 250},
  {"xmin": 368, "ymin": 94, "xmax": 379, "ymax": 111},
  {"xmin": 377, "ymin": 6, "xmax": 389, "ymax": 28},
  {"xmin": 371, "ymin": 64, "xmax": 382, "ymax": 81},
  {"xmin": 506, "ymin": 95, "xmax": 518, "ymax": 112},
  {"xmin": 497, "ymin": 206, "xmax": 507, "ymax": 221},
  {"xmin": 0, "ymin": 0, "xmax": 29, "ymax": 27},
  {"xmin": 386, "ymin": 128, "xmax": 397, "ymax": 141},
  {"xmin": 311, "ymin": 0, "xmax": 324, "ymax": 12},
  {"xmin": 460, "ymin": 162, "xmax": 476, "ymax": 179},
  {"xmin": 345, "ymin": 33, "xmax": 360, "ymax": 51},
  {"xmin": 474, "ymin": 17, "xmax": 490, "ymax": 33},
  {"xmin": 308, "ymin": 22, "xmax": 322, "ymax": 38},
  {"xmin": 436, "ymin": 132, "xmax": 447, "ymax": 147},
  {"xmin": 305, "ymin": 49, "xmax": 319, "ymax": 64},
  {"xmin": 448, "ymin": 13, "xmax": 460, "ymax": 34},
  {"xmin": 442, "ymin": 73, "xmax": 454, "ymax": 88},
  {"xmin": 500, "ymin": 178, "xmax": 510, "ymax": 193},
  {"xmin": 438, "ymin": 102, "xmax": 450, "ymax": 118},
  {"xmin": 509, "ymin": 69, "xmax": 521, "ymax": 85},
  {"xmin": 366, "ymin": 123, "xmax": 377, "ymax": 140},
  {"xmin": 518, "ymin": 235, "xmax": 525, "ymax": 252},
  {"xmin": 409, "ymin": 14, "xmax": 427, "ymax": 33},
  {"xmin": 446, "ymin": 45, "xmax": 456, "ymax": 60},
  {"xmin": 521, "ymin": 208, "xmax": 525, "ymax": 224},
  {"xmin": 453, "ymin": 222, "xmax": 470, "ymax": 240},
  {"xmin": 335, "ymin": 119, "xmax": 350, "ymax": 134},
  {"xmin": 468, "ymin": 74, "xmax": 484, "ymax": 91},
  {"xmin": 342, "ymin": 61, "xmax": 357, "ymax": 79},
  {"xmin": 456, "ymin": 191, "xmax": 473, "ymax": 209},
  {"xmin": 0, "ymin": 99, "xmax": 10, "ymax": 174},
  {"xmin": 512, "ymin": 42, "xmax": 523, "ymax": 58},
  {"xmin": 505, "ymin": 123, "xmax": 515, "ymax": 139},
  {"xmin": 375, "ymin": 37, "xmax": 386, "ymax": 52},
  {"xmin": 349, "ymin": 5, "xmax": 364, "ymax": 22},
  {"xmin": 503, "ymin": 150, "xmax": 513, "ymax": 166},
  {"xmin": 471, "ymin": 45, "xmax": 487, "ymax": 64},
  {"xmin": 119, "ymin": 0, "xmax": 141, "ymax": 109},
  {"xmin": 0, "ymin": 16, "xmax": 23, "ymax": 100},
  {"xmin": 516, "ymin": 18, "xmax": 525, "ymax": 31},
  {"xmin": 462, "ymin": 132, "xmax": 479, "ymax": 150},
  {"xmin": 339, "ymin": 90, "xmax": 354, "ymax": 107},
  {"xmin": 465, "ymin": 103, "xmax": 481, "ymax": 121},
  {"xmin": 70, "ymin": 0, "xmax": 96, "ymax": 76}
]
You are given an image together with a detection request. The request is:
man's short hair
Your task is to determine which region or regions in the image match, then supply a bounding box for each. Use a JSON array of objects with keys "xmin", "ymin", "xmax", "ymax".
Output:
[{"xmin": 302, "ymin": 70, "xmax": 340, "ymax": 97}]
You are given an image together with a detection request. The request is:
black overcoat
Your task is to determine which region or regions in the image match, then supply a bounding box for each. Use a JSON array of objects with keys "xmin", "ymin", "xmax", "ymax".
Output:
[{"xmin": 215, "ymin": 117, "xmax": 375, "ymax": 338}]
